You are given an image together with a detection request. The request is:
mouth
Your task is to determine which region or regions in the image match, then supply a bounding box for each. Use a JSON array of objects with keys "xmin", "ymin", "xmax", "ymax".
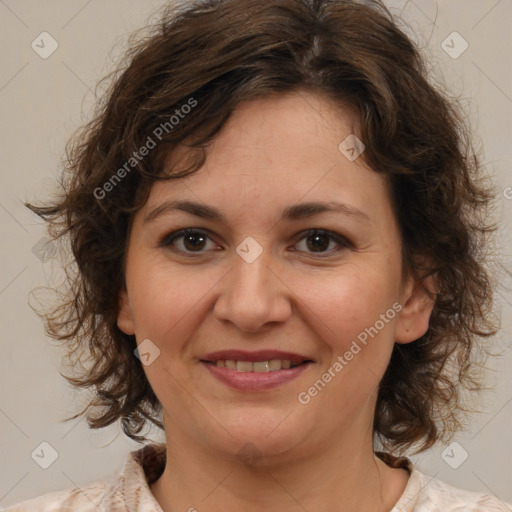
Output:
[
  {"xmin": 201, "ymin": 359, "xmax": 310, "ymax": 372},
  {"xmin": 199, "ymin": 350, "xmax": 314, "ymax": 390},
  {"xmin": 199, "ymin": 349, "xmax": 314, "ymax": 373}
]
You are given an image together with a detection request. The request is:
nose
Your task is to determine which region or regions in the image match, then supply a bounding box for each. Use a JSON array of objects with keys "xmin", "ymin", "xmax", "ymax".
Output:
[{"xmin": 212, "ymin": 245, "xmax": 292, "ymax": 333}]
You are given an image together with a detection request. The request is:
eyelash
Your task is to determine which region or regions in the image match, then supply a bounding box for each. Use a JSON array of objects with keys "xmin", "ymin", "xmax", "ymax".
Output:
[{"xmin": 160, "ymin": 228, "xmax": 353, "ymax": 257}]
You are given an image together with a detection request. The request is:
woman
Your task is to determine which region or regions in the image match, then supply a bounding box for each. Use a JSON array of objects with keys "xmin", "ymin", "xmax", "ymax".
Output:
[{"xmin": 7, "ymin": 0, "xmax": 511, "ymax": 510}]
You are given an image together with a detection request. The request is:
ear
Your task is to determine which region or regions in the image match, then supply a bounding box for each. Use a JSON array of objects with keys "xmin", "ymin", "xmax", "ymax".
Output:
[
  {"xmin": 117, "ymin": 289, "xmax": 135, "ymax": 335},
  {"xmin": 395, "ymin": 270, "xmax": 437, "ymax": 344}
]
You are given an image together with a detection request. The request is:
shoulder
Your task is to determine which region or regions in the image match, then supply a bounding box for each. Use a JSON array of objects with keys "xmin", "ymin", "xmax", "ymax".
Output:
[
  {"xmin": 2, "ymin": 444, "xmax": 166, "ymax": 512},
  {"xmin": 393, "ymin": 468, "xmax": 512, "ymax": 512},
  {"xmin": 1, "ymin": 480, "xmax": 111, "ymax": 511}
]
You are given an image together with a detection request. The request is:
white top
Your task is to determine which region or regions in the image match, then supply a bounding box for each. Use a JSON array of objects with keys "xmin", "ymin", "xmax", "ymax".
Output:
[{"xmin": 3, "ymin": 444, "xmax": 511, "ymax": 511}]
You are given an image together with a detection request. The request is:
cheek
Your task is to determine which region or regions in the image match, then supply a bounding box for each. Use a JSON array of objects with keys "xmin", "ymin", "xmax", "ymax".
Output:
[
  {"xmin": 294, "ymin": 270, "xmax": 399, "ymax": 410},
  {"xmin": 297, "ymin": 267, "xmax": 399, "ymax": 349},
  {"xmin": 126, "ymin": 259, "xmax": 223, "ymax": 341},
  {"xmin": 126, "ymin": 266, "xmax": 213, "ymax": 392}
]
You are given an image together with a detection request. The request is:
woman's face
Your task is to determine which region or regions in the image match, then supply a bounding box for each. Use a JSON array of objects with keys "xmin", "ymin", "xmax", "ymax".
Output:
[{"xmin": 118, "ymin": 90, "xmax": 432, "ymax": 463}]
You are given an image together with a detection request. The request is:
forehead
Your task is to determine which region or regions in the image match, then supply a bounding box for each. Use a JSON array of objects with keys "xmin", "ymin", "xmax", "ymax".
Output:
[{"xmin": 144, "ymin": 90, "xmax": 392, "ymax": 225}]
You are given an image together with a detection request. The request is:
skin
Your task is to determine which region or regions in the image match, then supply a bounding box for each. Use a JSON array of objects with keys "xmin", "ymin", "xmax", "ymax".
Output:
[{"xmin": 117, "ymin": 90, "xmax": 435, "ymax": 511}]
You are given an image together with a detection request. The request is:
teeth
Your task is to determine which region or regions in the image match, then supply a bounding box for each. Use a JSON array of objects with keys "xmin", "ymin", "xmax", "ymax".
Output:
[
  {"xmin": 253, "ymin": 361, "xmax": 270, "ymax": 372},
  {"xmin": 215, "ymin": 359, "xmax": 294, "ymax": 372},
  {"xmin": 225, "ymin": 360, "xmax": 236, "ymax": 370},
  {"xmin": 237, "ymin": 361, "xmax": 253, "ymax": 372},
  {"xmin": 268, "ymin": 359, "xmax": 282, "ymax": 371}
]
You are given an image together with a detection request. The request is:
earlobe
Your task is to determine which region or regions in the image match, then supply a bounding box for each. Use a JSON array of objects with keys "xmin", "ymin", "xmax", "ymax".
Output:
[
  {"xmin": 395, "ymin": 273, "xmax": 437, "ymax": 344},
  {"xmin": 117, "ymin": 289, "xmax": 135, "ymax": 335}
]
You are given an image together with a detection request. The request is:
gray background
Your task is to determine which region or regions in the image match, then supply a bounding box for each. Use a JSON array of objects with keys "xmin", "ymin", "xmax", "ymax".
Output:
[{"xmin": 1, "ymin": 0, "xmax": 511, "ymax": 508}]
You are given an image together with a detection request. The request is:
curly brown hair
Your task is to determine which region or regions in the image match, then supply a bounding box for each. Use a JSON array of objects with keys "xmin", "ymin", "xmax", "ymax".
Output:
[{"xmin": 28, "ymin": 0, "xmax": 499, "ymax": 453}]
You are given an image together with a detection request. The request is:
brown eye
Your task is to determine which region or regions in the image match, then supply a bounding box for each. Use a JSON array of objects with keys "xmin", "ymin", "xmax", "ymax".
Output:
[
  {"xmin": 162, "ymin": 229, "xmax": 218, "ymax": 254},
  {"xmin": 293, "ymin": 229, "xmax": 352, "ymax": 256},
  {"xmin": 183, "ymin": 232, "xmax": 206, "ymax": 251},
  {"xmin": 305, "ymin": 233, "xmax": 331, "ymax": 252}
]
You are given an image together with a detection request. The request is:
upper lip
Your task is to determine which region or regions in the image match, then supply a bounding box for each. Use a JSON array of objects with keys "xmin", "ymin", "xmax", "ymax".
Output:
[{"xmin": 199, "ymin": 350, "xmax": 314, "ymax": 365}]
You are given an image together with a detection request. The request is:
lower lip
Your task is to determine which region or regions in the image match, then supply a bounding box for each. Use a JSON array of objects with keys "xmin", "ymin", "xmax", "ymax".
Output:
[{"xmin": 201, "ymin": 361, "xmax": 312, "ymax": 391}]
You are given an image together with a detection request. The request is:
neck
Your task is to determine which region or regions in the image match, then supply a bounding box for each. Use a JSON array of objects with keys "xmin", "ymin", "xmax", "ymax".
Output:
[{"xmin": 151, "ymin": 415, "xmax": 409, "ymax": 511}]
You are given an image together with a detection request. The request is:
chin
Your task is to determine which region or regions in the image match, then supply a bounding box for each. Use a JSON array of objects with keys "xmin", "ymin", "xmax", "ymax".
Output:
[{"xmin": 206, "ymin": 412, "xmax": 310, "ymax": 462}]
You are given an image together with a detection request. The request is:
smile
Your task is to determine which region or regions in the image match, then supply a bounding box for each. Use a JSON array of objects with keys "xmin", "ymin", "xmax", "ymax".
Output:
[
  {"xmin": 200, "ymin": 360, "xmax": 313, "ymax": 391},
  {"xmin": 207, "ymin": 359, "xmax": 301, "ymax": 372},
  {"xmin": 198, "ymin": 349, "xmax": 314, "ymax": 390}
]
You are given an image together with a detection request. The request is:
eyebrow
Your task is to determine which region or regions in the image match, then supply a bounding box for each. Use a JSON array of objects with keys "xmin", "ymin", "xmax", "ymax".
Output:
[{"xmin": 144, "ymin": 199, "xmax": 370, "ymax": 223}]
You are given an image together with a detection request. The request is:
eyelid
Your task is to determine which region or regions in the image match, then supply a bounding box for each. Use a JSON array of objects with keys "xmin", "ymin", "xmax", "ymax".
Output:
[
  {"xmin": 160, "ymin": 228, "xmax": 353, "ymax": 256},
  {"xmin": 160, "ymin": 228, "xmax": 221, "ymax": 254},
  {"xmin": 293, "ymin": 228, "xmax": 354, "ymax": 251}
]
